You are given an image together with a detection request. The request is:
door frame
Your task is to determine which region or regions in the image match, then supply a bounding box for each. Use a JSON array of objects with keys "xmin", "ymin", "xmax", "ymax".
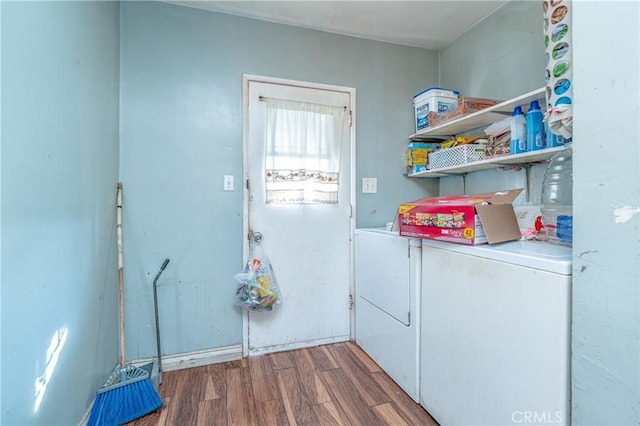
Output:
[{"xmin": 241, "ymin": 74, "xmax": 357, "ymax": 356}]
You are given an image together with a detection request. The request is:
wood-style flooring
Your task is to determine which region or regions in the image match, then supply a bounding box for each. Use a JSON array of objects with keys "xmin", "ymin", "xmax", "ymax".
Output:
[{"xmin": 128, "ymin": 341, "xmax": 438, "ymax": 426}]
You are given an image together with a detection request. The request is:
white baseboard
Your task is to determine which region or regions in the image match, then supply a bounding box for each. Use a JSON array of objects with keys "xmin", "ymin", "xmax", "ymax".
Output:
[
  {"xmin": 248, "ymin": 335, "xmax": 350, "ymax": 356},
  {"xmin": 78, "ymin": 402, "xmax": 92, "ymax": 426},
  {"xmin": 133, "ymin": 344, "xmax": 243, "ymax": 372}
]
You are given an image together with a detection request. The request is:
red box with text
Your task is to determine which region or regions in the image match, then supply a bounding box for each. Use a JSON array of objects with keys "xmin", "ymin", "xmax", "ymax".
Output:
[{"xmin": 397, "ymin": 189, "xmax": 523, "ymax": 245}]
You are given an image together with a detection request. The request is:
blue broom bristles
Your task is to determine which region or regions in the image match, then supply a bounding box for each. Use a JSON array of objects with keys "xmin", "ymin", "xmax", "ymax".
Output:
[{"xmin": 88, "ymin": 365, "xmax": 162, "ymax": 426}]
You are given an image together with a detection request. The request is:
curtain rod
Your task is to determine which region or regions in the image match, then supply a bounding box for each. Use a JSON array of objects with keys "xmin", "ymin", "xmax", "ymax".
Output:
[{"xmin": 258, "ymin": 95, "xmax": 347, "ymax": 110}]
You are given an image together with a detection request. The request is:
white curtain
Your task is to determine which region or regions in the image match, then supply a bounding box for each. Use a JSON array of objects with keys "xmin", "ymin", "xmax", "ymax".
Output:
[{"xmin": 264, "ymin": 98, "xmax": 347, "ymax": 204}]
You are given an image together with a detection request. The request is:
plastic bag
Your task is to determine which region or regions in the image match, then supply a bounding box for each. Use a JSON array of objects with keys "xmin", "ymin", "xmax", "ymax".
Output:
[{"xmin": 233, "ymin": 242, "xmax": 281, "ymax": 312}]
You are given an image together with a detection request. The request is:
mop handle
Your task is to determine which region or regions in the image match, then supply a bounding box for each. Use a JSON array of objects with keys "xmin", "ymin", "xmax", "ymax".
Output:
[{"xmin": 153, "ymin": 259, "xmax": 170, "ymax": 378}]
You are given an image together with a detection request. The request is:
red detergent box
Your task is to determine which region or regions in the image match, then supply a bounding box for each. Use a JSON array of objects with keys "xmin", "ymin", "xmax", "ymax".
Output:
[{"xmin": 397, "ymin": 189, "xmax": 524, "ymax": 245}]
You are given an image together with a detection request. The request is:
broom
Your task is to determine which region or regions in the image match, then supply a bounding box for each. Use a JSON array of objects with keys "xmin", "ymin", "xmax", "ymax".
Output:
[{"xmin": 88, "ymin": 183, "xmax": 162, "ymax": 425}]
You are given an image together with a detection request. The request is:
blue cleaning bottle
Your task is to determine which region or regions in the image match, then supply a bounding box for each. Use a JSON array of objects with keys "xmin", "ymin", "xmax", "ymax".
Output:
[
  {"xmin": 546, "ymin": 122, "xmax": 570, "ymax": 148},
  {"xmin": 510, "ymin": 106, "xmax": 527, "ymax": 154},
  {"xmin": 527, "ymin": 100, "xmax": 545, "ymax": 151}
]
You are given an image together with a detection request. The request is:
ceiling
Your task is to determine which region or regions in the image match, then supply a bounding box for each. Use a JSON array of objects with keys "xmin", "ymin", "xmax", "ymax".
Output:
[{"xmin": 166, "ymin": 1, "xmax": 509, "ymax": 50}]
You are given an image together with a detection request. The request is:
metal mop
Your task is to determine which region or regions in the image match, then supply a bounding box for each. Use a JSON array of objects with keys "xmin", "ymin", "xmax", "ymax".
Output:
[{"xmin": 88, "ymin": 183, "xmax": 162, "ymax": 426}]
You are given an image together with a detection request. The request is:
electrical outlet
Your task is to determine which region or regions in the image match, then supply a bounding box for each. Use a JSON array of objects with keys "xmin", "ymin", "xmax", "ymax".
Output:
[
  {"xmin": 224, "ymin": 175, "xmax": 234, "ymax": 191},
  {"xmin": 362, "ymin": 177, "xmax": 377, "ymax": 194}
]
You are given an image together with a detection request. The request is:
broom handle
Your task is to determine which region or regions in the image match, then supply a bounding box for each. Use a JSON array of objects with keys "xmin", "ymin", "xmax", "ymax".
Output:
[{"xmin": 117, "ymin": 183, "xmax": 126, "ymax": 367}]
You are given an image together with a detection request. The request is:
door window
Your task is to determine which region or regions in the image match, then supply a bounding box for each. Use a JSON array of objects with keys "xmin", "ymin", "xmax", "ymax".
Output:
[{"xmin": 264, "ymin": 98, "xmax": 347, "ymax": 204}]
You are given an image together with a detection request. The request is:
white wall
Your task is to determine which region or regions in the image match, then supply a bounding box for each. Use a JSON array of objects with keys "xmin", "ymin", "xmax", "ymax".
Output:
[{"xmin": 571, "ymin": 2, "xmax": 640, "ymax": 424}]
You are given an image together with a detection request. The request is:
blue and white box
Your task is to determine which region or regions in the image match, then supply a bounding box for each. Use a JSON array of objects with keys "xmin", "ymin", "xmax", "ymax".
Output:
[{"xmin": 413, "ymin": 87, "xmax": 459, "ymax": 132}]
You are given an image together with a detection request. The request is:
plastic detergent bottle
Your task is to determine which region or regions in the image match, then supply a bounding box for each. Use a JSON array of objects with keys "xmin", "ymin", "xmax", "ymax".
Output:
[
  {"xmin": 541, "ymin": 145, "xmax": 573, "ymax": 245},
  {"xmin": 527, "ymin": 100, "xmax": 545, "ymax": 151},
  {"xmin": 546, "ymin": 123, "xmax": 570, "ymax": 148},
  {"xmin": 510, "ymin": 106, "xmax": 527, "ymax": 154}
]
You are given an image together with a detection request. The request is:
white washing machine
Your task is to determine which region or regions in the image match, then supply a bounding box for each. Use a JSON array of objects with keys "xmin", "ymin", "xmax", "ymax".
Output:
[
  {"xmin": 420, "ymin": 239, "xmax": 572, "ymax": 425},
  {"xmin": 354, "ymin": 228, "xmax": 421, "ymax": 402}
]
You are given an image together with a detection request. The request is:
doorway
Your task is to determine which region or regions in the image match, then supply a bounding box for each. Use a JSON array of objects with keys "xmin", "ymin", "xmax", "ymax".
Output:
[{"xmin": 242, "ymin": 75, "xmax": 356, "ymax": 355}]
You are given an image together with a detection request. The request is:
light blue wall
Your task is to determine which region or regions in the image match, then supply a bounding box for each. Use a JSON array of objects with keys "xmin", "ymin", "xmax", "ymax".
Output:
[
  {"xmin": 439, "ymin": 0, "xmax": 545, "ymax": 100},
  {"xmin": 119, "ymin": 1, "xmax": 439, "ymax": 360},
  {"xmin": 437, "ymin": 0, "xmax": 547, "ymax": 203},
  {"xmin": 1, "ymin": 1, "xmax": 120, "ymax": 424},
  {"xmin": 572, "ymin": 2, "xmax": 640, "ymax": 424}
]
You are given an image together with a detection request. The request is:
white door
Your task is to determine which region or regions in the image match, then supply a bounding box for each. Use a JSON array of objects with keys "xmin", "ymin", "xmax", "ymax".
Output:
[{"xmin": 244, "ymin": 77, "xmax": 354, "ymax": 354}]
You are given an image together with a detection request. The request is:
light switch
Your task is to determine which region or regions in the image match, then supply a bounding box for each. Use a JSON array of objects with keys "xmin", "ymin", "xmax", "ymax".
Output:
[
  {"xmin": 224, "ymin": 175, "xmax": 234, "ymax": 191},
  {"xmin": 362, "ymin": 177, "xmax": 377, "ymax": 194}
]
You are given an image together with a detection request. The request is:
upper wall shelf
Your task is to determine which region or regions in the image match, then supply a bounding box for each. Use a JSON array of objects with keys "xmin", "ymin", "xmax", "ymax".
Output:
[
  {"xmin": 409, "ymin": 87, "xmax": 546, "ymax": 140},
  {"xmin": 405, "ymin": 87, "xmax": 559, "ymax": 180}
]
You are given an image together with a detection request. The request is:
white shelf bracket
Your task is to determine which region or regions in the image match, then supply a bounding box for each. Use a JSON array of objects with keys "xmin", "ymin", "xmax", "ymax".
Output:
[{"xmin": 523, "ymin": 164, "xmax": 532, "ymax": 202}]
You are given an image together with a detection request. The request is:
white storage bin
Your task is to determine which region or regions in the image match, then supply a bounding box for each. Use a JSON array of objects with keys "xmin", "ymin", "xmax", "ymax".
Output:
[
  {"xmin": 414, "ymin": 87, "xmax": 459, "ymax": 132},
  {"xmin": 428, "ymin": 144, "xmax": 486, "ymax": 169}
]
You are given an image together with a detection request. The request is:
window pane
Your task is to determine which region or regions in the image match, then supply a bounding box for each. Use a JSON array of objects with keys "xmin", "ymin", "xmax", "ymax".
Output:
[{"xmin": 264, "ymin": 99, "xmax": 346, "ymax": 204}]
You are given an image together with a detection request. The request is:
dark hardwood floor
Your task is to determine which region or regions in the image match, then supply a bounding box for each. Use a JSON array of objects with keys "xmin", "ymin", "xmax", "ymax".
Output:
[{"xmin": 128, "ymin": 341, "xmax": 438, "ymax": 426}]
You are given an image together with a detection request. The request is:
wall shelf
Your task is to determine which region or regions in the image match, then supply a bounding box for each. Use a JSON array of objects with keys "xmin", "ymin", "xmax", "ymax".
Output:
[
  {"xmin": 409, "ymin": 87, "xmax": 546, "ymax": 140},
  {"xmin": 405, "ymin": 86, "xmax": 557, "ymax": 185},
  {"xmin": 407, "ymin": 146, "xmax": 564, "ymax": 178}
]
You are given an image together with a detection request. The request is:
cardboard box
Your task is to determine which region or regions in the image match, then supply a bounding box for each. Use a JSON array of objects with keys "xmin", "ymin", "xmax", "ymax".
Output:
[
  {"xmin": 406, "ymin": 164, "xmax": 428, "ymax": 174},
  {"xmin": 397, "ymin": 189, "xmax": 523, "ymax": 245},
  {"xmin": 427, "ymin": 96, "xmax": 500, "ymax": 128},
  {"xmin": 406, "ymin": 142, "xmax": 441, "ymax": 174}
]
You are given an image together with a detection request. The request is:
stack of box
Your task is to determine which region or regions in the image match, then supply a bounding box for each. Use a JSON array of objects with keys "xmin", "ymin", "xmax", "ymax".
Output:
[
  {"xmin": 412, "ymin": 84, "xmax": 503, "ymax": 132},
  {"xmin": 413, "ymin": 87, "xmax": 459, "ymax": 132},
  {"xmin": 406, "ymin": 142, "xmax": 441, "ymax": 174}
]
